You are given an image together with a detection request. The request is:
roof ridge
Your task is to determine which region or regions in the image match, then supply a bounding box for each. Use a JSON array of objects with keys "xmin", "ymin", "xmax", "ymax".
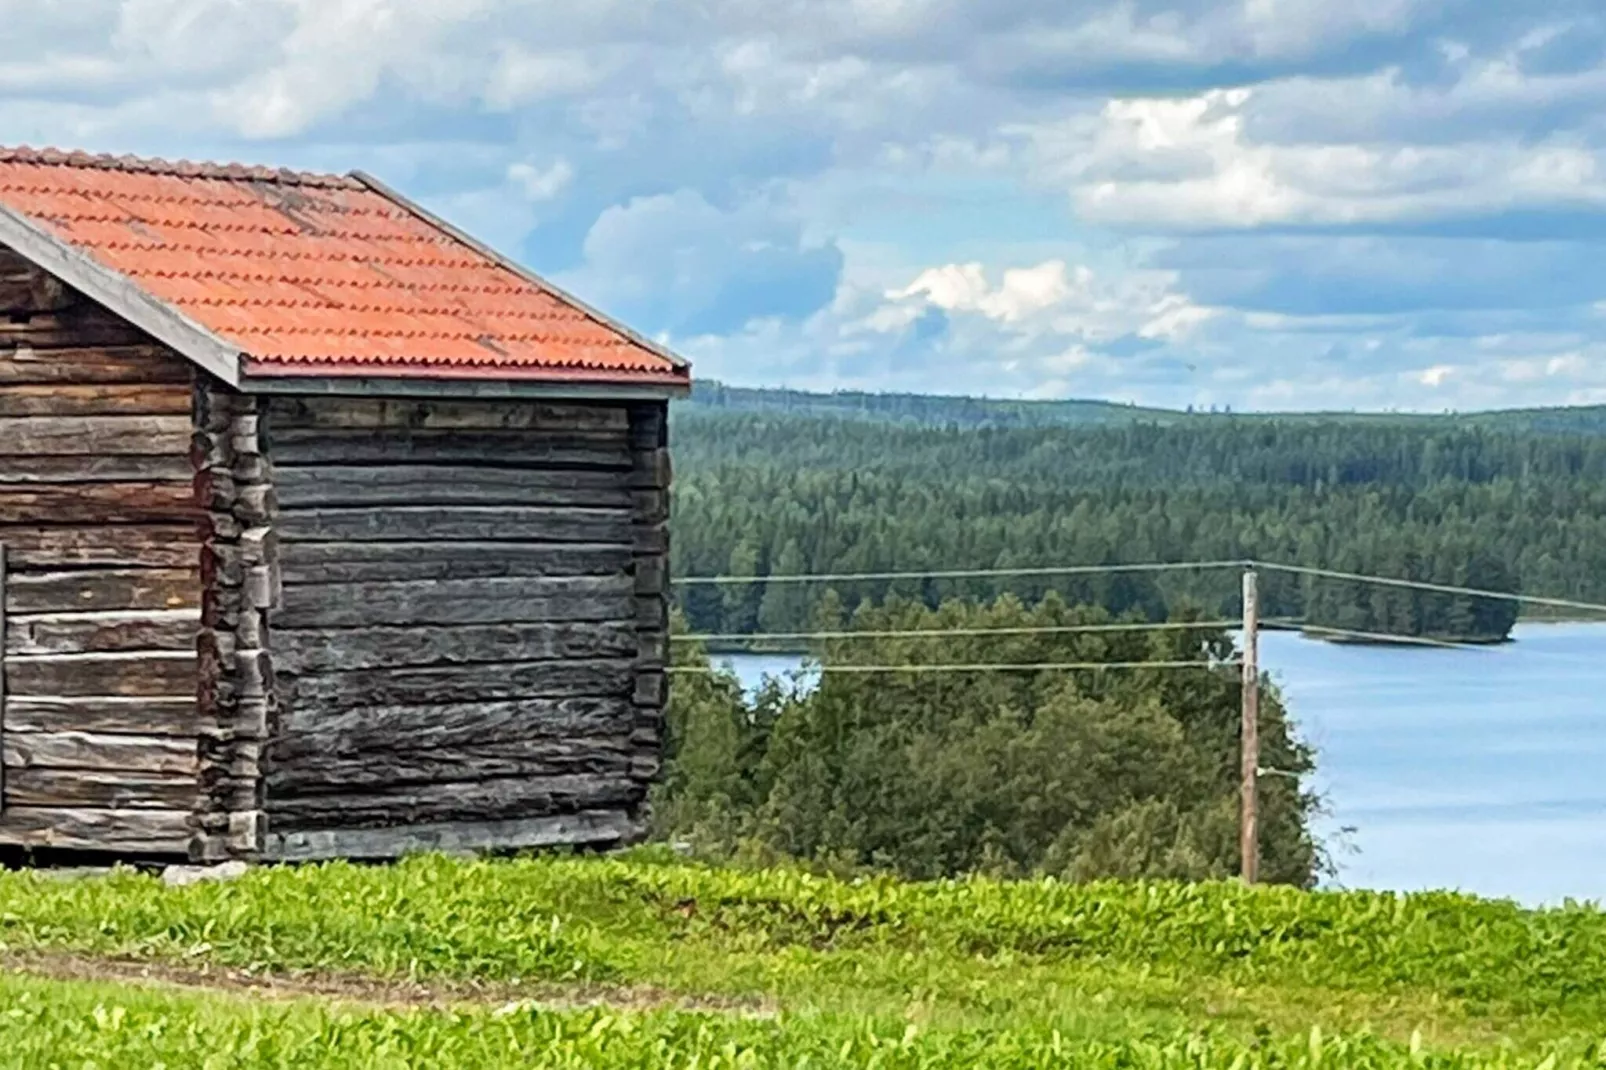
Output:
[{"xmin": 0, "ymin": 145, "xmax": 360, "ymax": 190}]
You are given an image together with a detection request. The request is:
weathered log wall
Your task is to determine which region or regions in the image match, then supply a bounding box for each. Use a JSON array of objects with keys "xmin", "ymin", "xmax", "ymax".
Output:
[
  {"xmin": 0, "ymin": 248, "xmax": 201, "ymax": 855},
  {"xmin": 260, "ymin": 395, "xmax": 670, "ymax": 860}
]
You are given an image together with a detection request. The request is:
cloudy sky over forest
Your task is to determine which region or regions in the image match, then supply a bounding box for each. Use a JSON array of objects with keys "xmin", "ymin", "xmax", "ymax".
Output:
[{"xmin": 3, "ymin": 0, "xmax": 1604, "ymax": 410}]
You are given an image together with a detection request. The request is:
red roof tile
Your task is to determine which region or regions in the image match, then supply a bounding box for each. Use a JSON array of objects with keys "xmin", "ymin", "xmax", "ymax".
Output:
[{"xmin": 0, "ymin": 146, "xmax": 688, "ymax": 387}]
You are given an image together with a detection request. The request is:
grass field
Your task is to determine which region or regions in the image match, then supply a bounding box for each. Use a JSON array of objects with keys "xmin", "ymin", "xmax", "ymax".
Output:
[{"xmin": 0, "ymin": 849, "xmax": 1601, "ymax": 1067}]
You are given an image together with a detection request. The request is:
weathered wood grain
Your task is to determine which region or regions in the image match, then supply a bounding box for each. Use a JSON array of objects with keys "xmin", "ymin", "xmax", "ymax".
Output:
[
  {"xmin": 273, "ymin": 575, "xmax": 632, "ymax": 629},
  {"xmin": 0, "ymin": 807, "xmax": 191, "ymax": 854},
  {"xmin": 0, "ymin": 482, "xmax": 198, "ymax": 523},
  {"xmin": 274, "ymin": 465, "xmax": 633, "ymax": 508},
  {"xmin": 275, "ymin": 506, "xmax": 632, "ymax": 544},
  {"xmin": 268, "ymin": 397, "xmax": 630, "ymax": 433},
  {"xmin": 267, "ymin": 774, "xmax": 641, "ymax": 827},
  {"xmin": 284, "ymin": 658, "xmax": 634, "ymax": 708},
  {"xmin": 4, "ymin": 769, "xmax": 199, "ymax": 810},
  {"xmin": 0, "ymin": 453, "xmax": 194, "ymax": 483},
  {"xmin": 3, "ymin": 696, "xmax": 198, "ymax": 736},
  {"xmin": 263, "ymin": 809, "xmax": 640, "ymax": 862},
  {"xmin": 0, "ymin": 308, "xmax": 152, "ymax": 350},
  {"xmin": 5, "ymin": 610, "xmax": 198, "ymax": 656},
  {"xmin": 276, "ymin": 696, "xmax": 634, "ymax": 747},
  {"xmin": 5, "ymin": 569, "xmax": 199, "ymax": 614},
  {"xmin": 278, "ymin": 541, "xmax": 632, "ymax": 584},
  {"xmin": 268, "ymin": 429, "xmax": 631, "ymax": 469},
  {"xmin": 4, "ymin": 652, "xmax": 197, "ymax": 698},
  {"xmin": 0, "ymin": 526, "xmax": 198, "ymax": 570},
  {"xmin": 3, "ymin": 730, "xmax": 197, "ymax": 774},
  {"xmin": 274, "ymin": 620, "xmax": 635, "ymax": 673},
  {"xmin": 0, "ymin": 415, "xmax": 191, "ymax": 455},
  {"xmin": 0, "ymin": 383, "xmax": 192, "ymax": 417},
  {"xmin": 267, "ymin": 740, "xmax": 632, "ymax": 792},
  {"xmin": 0, "ymin": 346, "xmax": 192, "ymax": 385},
  {"xmin": 0, "ymin": 271, "xmax": 74, "ymax": 314}
]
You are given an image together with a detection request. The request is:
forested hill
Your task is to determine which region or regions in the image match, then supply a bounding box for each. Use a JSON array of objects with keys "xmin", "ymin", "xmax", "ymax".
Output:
[
  {"xmin": 684, "ymin": 380, "xmax": 1606, "ymax": 435},
  {"xmin": 669, "ymin": 407, "xmax": 1606, "ymax": 643}
]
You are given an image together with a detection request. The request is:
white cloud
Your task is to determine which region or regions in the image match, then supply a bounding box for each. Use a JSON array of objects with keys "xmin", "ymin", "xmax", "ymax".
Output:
[{"xmin": 507, "ymin": 158, "xmax": 574, "ymax": 201}]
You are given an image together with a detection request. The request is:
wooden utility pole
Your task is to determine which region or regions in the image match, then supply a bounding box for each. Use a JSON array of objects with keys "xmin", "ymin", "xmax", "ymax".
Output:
[
  {"xmin": 0, "ymin": 543, "xmax": 7, "ymax": 810},
  {"xmin": 1240, "ymin": 567, "xmax": 1260, "ymax": 885}
]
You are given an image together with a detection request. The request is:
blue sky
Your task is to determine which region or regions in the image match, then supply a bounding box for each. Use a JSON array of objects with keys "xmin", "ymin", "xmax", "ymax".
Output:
[{"xmin": 3, "ymin": 0, "xmax": 1605, "ymax": 411}]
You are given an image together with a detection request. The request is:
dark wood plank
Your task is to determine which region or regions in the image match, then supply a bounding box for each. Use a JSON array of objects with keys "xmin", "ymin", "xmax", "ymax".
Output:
[
  {"xmin": 278, "ymin": 541, "xmax": 631, "ymax": 584},
  {"xmin": 0, "ymin": 415, "xmax": 191, "ymax": 456},
  {"xmin": 268, "ymin": 397, "xmax": 629, "ymax": 433},
  {"xmin": 0, "ymin": 270, "xmax": 74, "ymax": 314},
  {"xmin": 268, "ymin": 429, "xmax": 631, "ymax": 469},
  {"xmin": 0, "ymin": 806, "xmax": 191, "ymax": 853},
  {"xmin": 6, "ymin": 611, "xmax": 198, "ymax": 656},
  {"xmin": 5, "ymin": 652, "xmax": 197, "ymax": 698},
  {"xmin": 0, "ymin": 482, "xmax": 197, "ymax": 523},
  {"xmin": 4, "ymin": 769, "xmax": 199, "ymax": 810},
  {"xmin": 274, "ymin": 575, "xmax": 631, "ymax": 628},
  {"xmin": 0, "ymin": 346, "xmax": 192, "ymax": 386},
  {"xmin": 0, "ymin": 526, "xmax": 199, "ymax": 569},
  {"xmin": 274, "ymin": 621, "xmax": 635, "ymax": 673},
  {"xmin": 0, "ymin": 454, "xmax": 193, "ymax": 483},
  {"xmin": 0, "ymin": 308, "xmax": 152, "ymax": 349},
  {"xmin": 5, "ymin": 569, "xmax": 200, "ymax": 614},
  {"xmin": 263, "ymin": 810, "xmax": 639, "ymax": 862},
  {"xmin": 0, "ymin": 384, "xmax": 192, "ymax": 417},
  {"xmin": 282, "ymin": 658, "xmax": 635, "ymax": 709},
  {"xmin": 3, "ymin": 730, "xmax": 197, "ymax": 774},
  {"xmin": 267, "ymin": 739, "xmax": 632, "ymax": 792},
  {"xmin": 277, "ymin": 696, "xmax": 634, "ymax": 747},
  {"xmin": 3, "ymin": 696, "xmax": 197, "ymax": 736},
  {"xmin": 266, "ymin": 774, "xmax": 641, "ymax": 827},
  {"xmin": 274, "ymin": 465, "xmax": 632, "ymax": 508},
  {"xmin": 276, "ymin": 507, "xmax": 631, "ymax": 545}
]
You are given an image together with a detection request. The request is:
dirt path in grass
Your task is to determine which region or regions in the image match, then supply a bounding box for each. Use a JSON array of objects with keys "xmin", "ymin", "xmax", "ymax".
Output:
[{"xmin": 0, "ymin": 950, "xmax": 778, "ymax": 1018}]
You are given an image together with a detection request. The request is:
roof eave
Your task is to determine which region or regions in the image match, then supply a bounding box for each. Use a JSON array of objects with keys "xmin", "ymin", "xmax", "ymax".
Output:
[
  {"xmin": 0, "ymin": 200, "xmax": 244, "ymax": 386},
  {"xmin": 349, "ymin": 169, "xmax": 692, "ymax": 376},
  {"xmin": 239, "ymin": 359, "xmax": 691, "ymax": 401}
]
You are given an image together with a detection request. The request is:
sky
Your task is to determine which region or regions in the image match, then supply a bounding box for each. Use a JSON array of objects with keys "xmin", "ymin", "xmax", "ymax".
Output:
[{"xmin": 3, "ymin": 1, "xmax": 1605, "ymax": 412}]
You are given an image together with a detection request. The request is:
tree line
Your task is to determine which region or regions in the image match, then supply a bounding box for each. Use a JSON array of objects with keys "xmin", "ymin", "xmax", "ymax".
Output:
[{"xmin": 666, "ymin": 415, "xmax": 1598, "ymax": 643}]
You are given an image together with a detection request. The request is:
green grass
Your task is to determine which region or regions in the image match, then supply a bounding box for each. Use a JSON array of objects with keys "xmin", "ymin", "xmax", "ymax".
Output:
[{"xmin": 0, "ymin": 851, "xmax": 1603, "ymax": 1066}]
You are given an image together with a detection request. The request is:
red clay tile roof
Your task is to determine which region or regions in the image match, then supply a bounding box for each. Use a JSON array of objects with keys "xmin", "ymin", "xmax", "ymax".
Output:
[{"xmin": 0, "ymin": 146, "xmax": 688, "ymax": 387}]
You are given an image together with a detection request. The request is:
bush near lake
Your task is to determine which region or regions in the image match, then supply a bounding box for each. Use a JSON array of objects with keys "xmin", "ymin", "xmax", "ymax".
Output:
[{"xmin": 658, "ymin": 594, "xmax": 1318, "ymax": 884}]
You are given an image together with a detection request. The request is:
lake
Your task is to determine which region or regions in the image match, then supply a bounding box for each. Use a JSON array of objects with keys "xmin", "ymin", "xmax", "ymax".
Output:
[{"xmin": 712, "ymin": 622, "xmax": 1606, "ymax": 906}]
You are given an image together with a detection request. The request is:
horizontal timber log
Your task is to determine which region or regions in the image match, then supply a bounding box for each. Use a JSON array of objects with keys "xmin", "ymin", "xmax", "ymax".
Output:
[
  {"xmin": 0, "ymin": 482, "xmax": 198, "ymax": 523},
  {"xmin": 0, "ymin": 807, "xmax": 191, "ymax": 854},
  {"xmin": 5, "ymin": 569, "xmax": 199, "ymax": 614},
  {"xmin": 0, "ymin": 415, "xmax": 191, "ymax": 455},
  {"xmin": 274, "ymin": 576, "xmax": 632, "ymax": 628},
  {"xmin": 267, "ymin": 739, "xmax": 632, "ymax": 792},
  {"xmin": 0, "ymin": 384, "xmax": 192, "ymax": 417},
  {"xmin": 3, "ymin": 696, "xmax": 198, "ymax": 736},
  {"xmin": 5, "ymin": 610, "xmax": 198, "ymax": 655},
  {"xmin": 3, "ymin": 730, "xmax": 198, "ymax": 774},
  {"xmin": 276, "ymin": 506, "xmax": 632, "ymax": 544},
  {"xmin": 268, "ymin": 429, "xmax": 631, "ymax": 469},
  {"xmin": 268, "ymin": 397, "xmax": 630, "ymax": 433},
  {"xmin": 274, "ymin": 621, "xmax": 636, "ymax": 673},
  {"xmin": 0, "ymin": 526, "xmax": 198, "ymax": 569},
  {"xmin": 0, "ymin": 309, "xmax": 152, "ymax": 349},
  {"xmin": 0, "ymin": 272, "xmax": 73, "ymax": 314},
  {"xmin": 0, "ymin": 346, "xmax": 193, "ymax": 385},
  {"xmin": 284, "ymin": 658, "xmax": 634, "ymax": 708},
  {"xmin": 278, "ymin": 541, "xmax": 632, "ymax": 585},
  {"xmin": 274, "ymin": 465, "xmax": 633, "ymax": 509},
  {"xmin": 267, "ymin": 774, "xmax": 642, "ymax": 828},
  {"xmin": 278, "ymin": 696, "xmax": 633, "ymax": 748},
  {"xmin": 264, "ymin": 810, "xmax": 640, "ymax": 862},
  {"xmin": 5, "ymin": 652, "xmax": 197, "ymax": 699},
  {"xmin": 0, "ymin": 453, "xmax": 194, "ymax": 483},
  {"xmin": 4, "ymin": 769, "xmax": 199, "ymax": 810}
]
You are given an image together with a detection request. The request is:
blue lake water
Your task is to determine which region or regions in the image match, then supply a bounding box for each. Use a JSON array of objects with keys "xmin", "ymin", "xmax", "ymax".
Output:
[{"xmin": 712, "ymin": 622, "xmax": 1606, "ymax": 906}]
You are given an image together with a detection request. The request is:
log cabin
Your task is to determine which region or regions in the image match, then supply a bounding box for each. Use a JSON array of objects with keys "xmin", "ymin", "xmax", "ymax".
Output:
[{"xmin": 0, "ymin": 146, "xmax": 688, "ymax": 863}]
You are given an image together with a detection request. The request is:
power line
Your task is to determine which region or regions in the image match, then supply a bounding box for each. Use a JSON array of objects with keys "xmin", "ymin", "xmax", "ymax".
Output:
[
  {"xmin": 1252, "ymin": 561, "xmax": 1606, "ymax": 617},
  {"xmin": 671, "ymin": 619, "xmax": 1239, "ymax": 644},
  {"xmin": 672, "ymin": 559, "xmax": 1247, "ymax": 587},
  {"xmin": 671, "ymin": 659, "xmax": 1237, "ymax": 675}
]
